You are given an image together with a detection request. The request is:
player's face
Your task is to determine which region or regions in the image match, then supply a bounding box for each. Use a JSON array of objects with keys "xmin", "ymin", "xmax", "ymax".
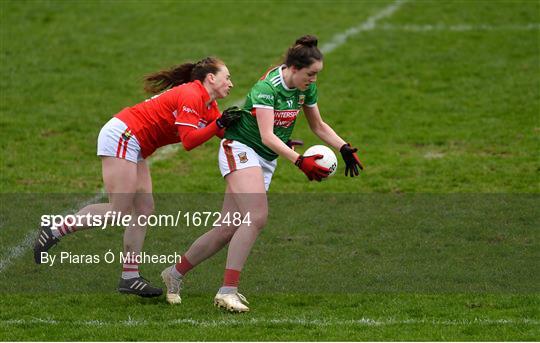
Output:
[
  {"xmin": 213, "ymin": 65, "xmax": 234, "ymax": 99},
  {"xmin": 292, "ymin": 60, "xmax": 323, "ymax": 91}
]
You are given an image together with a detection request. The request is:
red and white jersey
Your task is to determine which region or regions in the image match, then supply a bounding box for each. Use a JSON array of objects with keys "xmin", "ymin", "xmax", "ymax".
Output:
[{"xmin": 115, "ymin": 80, "xmax": 221, "ymax": 158}]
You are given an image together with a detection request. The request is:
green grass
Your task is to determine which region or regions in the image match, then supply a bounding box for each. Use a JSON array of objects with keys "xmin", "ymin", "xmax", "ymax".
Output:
[
  {"xmin": 1, "ymin": 194, "xmax": 538, "ymax": 340},
  {"xmin": 3, "ymin": 194, "xmax": 539, "ymax": 293},
  {"xmin": 1, "ymin": 0, "xmax": 539, "ymax": 341},
  {"xmin": 1, "ymin": 0, "xmax": 538, "ymax": 193},
  {"xmin": 1, "ymin": 294, "xmax": 538, "ymax": 341}
]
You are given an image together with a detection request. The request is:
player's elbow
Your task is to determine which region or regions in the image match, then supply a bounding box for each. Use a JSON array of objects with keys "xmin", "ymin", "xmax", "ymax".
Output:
[
  {"xmin": 311, "ymin": 121, "xmax": 329, "ymax": 137},
  {"xmin": 260, "ymin": 134, "xmax": 273, "ymax": 148},
  {"xmin": 182, "ymin": 141, "xmax": 195, "ymax": 151},
  {"xmin": 308, "ymin": 120, "xmax": 324, "ymax": 133}
]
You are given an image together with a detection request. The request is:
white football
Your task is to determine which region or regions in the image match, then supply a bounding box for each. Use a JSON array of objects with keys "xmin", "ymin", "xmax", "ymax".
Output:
[{"xmin": 304, "ymin": 145, "xmax": 338, "ymax": 177}]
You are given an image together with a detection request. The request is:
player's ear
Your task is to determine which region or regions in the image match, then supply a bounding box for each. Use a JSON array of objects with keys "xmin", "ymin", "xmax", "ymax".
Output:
[{"xmin": 206, "ymin": 73, "xmax": 216, "ymax": 84}]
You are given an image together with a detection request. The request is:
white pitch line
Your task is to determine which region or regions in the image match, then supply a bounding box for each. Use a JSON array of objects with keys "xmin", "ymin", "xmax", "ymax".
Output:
[
  {"xmin": 320, "ymin": 0, "xmax": 408, "ymax": 53},
  {"xmin": 0, "ymin": 0, "xmax": 407, "ymax": 273},
  {"xmin": 0, "ymin": 317, "xmax": 539, "ymax": 327},
  {"xmin": 0, "ymin": 191, "xmax": 108, "ymax": 274},
  {"xmin": 379, "ymin": 23, "xmax": 540, "ymax": 32}
]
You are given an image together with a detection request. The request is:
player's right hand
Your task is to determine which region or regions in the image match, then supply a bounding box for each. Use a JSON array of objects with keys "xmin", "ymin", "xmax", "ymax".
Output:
[
  {"xmin": 295, "ymin": 154, "xmax": 330, "ymax": 182},
  {"xmin": 216, "ymin": 106, "xmax": 245, "ymax": 128}
]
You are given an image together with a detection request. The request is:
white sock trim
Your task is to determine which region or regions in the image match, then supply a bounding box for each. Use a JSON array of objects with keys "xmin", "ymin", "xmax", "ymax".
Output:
[
  {"xmin": 218, "ymin": 286, "xmax": 238, "ymax": 294},
  {"xmin": 170, "ymin": 265, "xmax": 183, "ymax": 280},
  {"xmin": 50, "ymin": 227, "xmax": 63, "ymax": 239}
]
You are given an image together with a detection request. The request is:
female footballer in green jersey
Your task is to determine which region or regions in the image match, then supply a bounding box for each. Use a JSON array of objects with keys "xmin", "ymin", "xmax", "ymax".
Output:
[{"xmin": 162, "ymin": 35, "xmax": 363, "ymax": 312}]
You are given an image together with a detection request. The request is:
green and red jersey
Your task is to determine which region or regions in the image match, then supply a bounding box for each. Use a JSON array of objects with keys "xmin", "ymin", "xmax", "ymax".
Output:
[{"xmin": 224, "ymin": 65, "xmax": 318, "ymax": 161}]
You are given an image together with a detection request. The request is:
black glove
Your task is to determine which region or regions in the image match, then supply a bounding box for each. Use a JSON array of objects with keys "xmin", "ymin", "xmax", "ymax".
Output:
[
  {"xmin": 286, "ymin": 139, "xmax": 304, "ymax": 151},
  {"xmin": 216, "ymin": 106, "xmax": 245, "ymax": 129},
  {"xmin": 340, "ymin": 143, "xmax": 364, "ymax": 177}
]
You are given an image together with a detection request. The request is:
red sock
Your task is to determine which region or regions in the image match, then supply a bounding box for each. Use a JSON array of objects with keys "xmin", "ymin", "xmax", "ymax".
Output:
[
  {"xmin": 223, "ymin": 268, "xmax": 241, "ymax": 287},
  {"xmin": 174, "ymin": 255, "xmax": 193, "ymax": 275},
  {"xmin": 122, "ymin": 254, "xmax": 139, "ymax": 279},
  {"xmin": 53, "ymin": 223, "xmax": 77, "ymax": 237},
  {"xmin": 63, "ymin": 223, "xmax": 78, "ymax": 234}
]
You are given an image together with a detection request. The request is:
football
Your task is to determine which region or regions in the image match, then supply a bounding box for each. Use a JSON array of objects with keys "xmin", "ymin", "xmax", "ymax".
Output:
[{"xmin": 304, "ymin": 145, "xmax": 338, "ymax": 177}]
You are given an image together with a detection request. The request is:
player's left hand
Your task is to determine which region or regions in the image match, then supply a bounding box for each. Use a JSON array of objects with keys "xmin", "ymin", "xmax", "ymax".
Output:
[
  {"xmin": 216, "ymin": 106, "xmax": 246, "ymax": 128},
  {"xmin": 286, "ymin": 139, "xmax": 304, "ymax": 151},
  {"xmin": 340, "ymin": 143, "xmax": 364, "ymax": 177}
]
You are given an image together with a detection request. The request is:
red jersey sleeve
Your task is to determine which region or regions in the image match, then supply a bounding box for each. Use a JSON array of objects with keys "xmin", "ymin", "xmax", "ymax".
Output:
[{"xmin": 177, "ymin": 121, "xmax": 221, "ymax": 151}]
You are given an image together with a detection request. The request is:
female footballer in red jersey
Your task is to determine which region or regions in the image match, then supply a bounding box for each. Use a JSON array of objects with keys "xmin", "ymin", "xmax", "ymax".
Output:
[
  {"xmin": 34, "ymin": 57, "xmax": 245, "ymax": 297},
  {"xmin": 161, "ymin": 36, "xmax": 363, "ymax": 311}
]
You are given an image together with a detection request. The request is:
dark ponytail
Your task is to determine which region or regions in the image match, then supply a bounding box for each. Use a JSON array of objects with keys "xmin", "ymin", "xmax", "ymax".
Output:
[
  {"xmin": 284, "ymin": 34, "xmax": 323, "ymax": 69},
  {"xmin": 143, "ymin": 57, "xmax": 224, "ymax": 94}
]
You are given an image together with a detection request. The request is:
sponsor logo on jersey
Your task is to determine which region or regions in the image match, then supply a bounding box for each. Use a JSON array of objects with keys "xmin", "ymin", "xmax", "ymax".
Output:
[
  {"xmin": 182, "ymin": 106, "xmax": 199, "ymax": 116},
  {"xmin": 238, "ymin": 152, "xmax": 248, "ymax": 163},
  {"xmin": 273, "ymin": 110, "xmax": 299, "ymax": 128},
  {"xmin": 258, "ymin": 93, "xmax": 274, "ymax": 101},
  {"xmin": 298, "ymin": 95, "xmax": 305, "ymax": 105}
]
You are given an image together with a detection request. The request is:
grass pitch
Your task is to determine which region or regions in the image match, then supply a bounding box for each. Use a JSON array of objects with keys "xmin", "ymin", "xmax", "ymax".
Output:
[{"xmin": 1, "ymin": 0, "xmax": 539, "ymax": 341}]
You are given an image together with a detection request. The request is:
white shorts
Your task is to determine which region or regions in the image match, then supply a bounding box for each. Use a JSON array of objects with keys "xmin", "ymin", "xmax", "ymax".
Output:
[
  {"xmin": 218, "ymin": 139, "xmax": 277, "ymax": 191},
  {"xmin": 97, "ymin": 117, "xmax": 143, "ymax": 164}
]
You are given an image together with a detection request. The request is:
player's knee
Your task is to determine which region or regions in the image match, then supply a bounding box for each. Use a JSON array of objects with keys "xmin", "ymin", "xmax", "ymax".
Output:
[
  {"xmin": 111, "ymin": 203, "xmax": 133, "ymax": 218},
  {"xmin": 217, "ymin": 227, "xmax": 237, "ymax": 242},
  {"xmin": 249, "ymin": 211, "xmax": 268, "ymax": 230},
  {"xmin": 131, "ymin": 192, "xmax": 154, "ymax": 217},
  {"xmin": 134, "ymin": 199, "xmax": 154, "ymax": 217}
]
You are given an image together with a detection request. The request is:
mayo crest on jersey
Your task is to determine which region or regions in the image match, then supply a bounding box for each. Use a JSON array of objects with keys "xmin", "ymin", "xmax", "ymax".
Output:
[
  {"xmin": 115, "ymin": 80, "xmax": 220, "ymax": 158},
  {"xmin": 224, "ymin": 65, "xmax": 317, "ymax": 161}
]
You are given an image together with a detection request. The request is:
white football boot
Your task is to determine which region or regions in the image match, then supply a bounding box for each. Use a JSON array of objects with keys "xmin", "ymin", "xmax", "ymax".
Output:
[
  {"xmin": 214, "ymin": 292, "xmax": 250, "ymax": 312},
  {"xmin": 161, "ymin": 266, "xmax": 182, "ymax": 304}
]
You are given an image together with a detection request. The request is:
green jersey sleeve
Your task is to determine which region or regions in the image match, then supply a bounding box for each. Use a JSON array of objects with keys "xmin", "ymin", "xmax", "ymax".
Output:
[
  {"xmin": 249, "ymin": 81, "xmax": 277, "ymax": 109},
  {"xmin": 304, "ymin": 82, "xmax": 318, "ymax": 107}
]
